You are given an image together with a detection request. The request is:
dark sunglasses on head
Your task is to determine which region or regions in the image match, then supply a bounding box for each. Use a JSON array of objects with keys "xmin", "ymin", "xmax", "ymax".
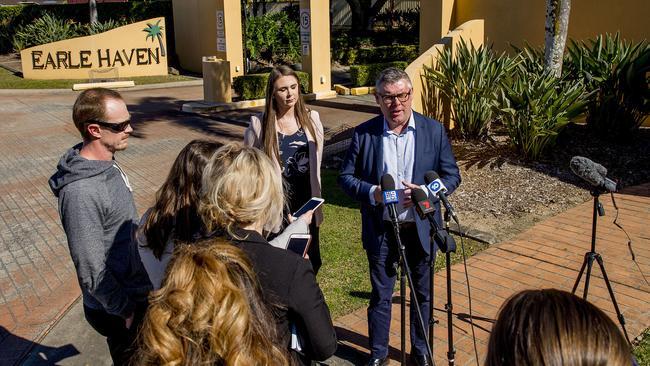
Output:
[{"xmin": 86, "ymin": 119, "xmax": 131, "ymax": 132}]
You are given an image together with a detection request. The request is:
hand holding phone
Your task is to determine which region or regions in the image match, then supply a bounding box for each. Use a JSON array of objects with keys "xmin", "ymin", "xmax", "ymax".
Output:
[
  {"xmin": 293, "ymin": 197, "xmax": 324, "ymax": 218},
  {"xmin": 287, "ymin": 234, "xmax": 311, "ymax": 258}
]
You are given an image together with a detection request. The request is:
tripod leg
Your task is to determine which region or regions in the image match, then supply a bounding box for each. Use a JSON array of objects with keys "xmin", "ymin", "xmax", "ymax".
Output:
[
  {"xmin": 582, "ymin": 253, "xmax": 595, "ymax": 299},
  {"xmin": 401, "ymin": 262, "xmax": 406, "ymax": 366},
  {"xmin": 594, "ymin": 254, "xmax": 632, "ymax": 344}
]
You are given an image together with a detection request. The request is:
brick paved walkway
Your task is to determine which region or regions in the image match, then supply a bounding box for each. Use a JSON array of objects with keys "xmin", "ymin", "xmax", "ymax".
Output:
[
  {"xmin": 0, "ymin": 85, "xmax": 648, "ymax": 365},
  {"xmin": 335, "ymin": 184, "xmax": 650, "ymax": 365}
]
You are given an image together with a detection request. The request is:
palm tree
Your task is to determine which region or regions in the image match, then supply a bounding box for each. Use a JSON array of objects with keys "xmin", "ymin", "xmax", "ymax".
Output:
[
  {"xmin": 143, "ymin": 20, "xmax": 166, "ymax": 57},
  {"xmin": 544, "ymin": 0, "xmax": 571, "ymax": 77}
]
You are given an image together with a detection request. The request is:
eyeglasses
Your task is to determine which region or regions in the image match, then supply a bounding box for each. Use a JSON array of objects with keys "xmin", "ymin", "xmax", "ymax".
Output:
[
  {"xmin": 86, "ymin": 119, "xmax": 131, "ymax": 133},
  {"xmin": 378, "ymin": 90, "xmax": 411, "ymax": 105}
]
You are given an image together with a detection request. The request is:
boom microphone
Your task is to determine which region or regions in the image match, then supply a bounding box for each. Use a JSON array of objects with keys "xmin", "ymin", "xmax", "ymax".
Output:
[
  {"xmin": 381, "ymin": 174, "xmax": 399, "ymax": 223},
  {"xmin": 569, "ymin": 156, "xmax": 617, "ymax": 192},
  {"xmin": 424, "ymin": 171, "xmax": 458, "ymax": 222}
]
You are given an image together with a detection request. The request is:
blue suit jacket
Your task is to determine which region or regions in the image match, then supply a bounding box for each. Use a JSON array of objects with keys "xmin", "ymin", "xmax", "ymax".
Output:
[{"xmin": 338, "ymin": 112, "xmax": 461, "ymax": 254}]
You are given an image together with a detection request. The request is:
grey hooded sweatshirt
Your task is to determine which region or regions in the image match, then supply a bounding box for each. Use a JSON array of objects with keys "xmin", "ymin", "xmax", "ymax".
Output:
[{"xmin": 49, "ymin": 143, "xmax": 151, "ymax": 319}]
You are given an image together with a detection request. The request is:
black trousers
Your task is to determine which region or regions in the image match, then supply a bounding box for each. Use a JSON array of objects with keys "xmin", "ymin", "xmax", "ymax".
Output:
[
  {"xmin": 307, "ymin": 221, "xmax": 321, "ymax": 275},
  {"xmin": 83, "ymin": 301, "xmax": 148, "ymax": 366}
]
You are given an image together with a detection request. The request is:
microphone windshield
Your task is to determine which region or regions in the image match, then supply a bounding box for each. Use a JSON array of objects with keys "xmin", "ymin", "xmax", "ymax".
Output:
[
  {"xmin": 380, "ymin": 174, "xmax": 396, "ymax": 191},
  {"xmin": 424, "ymin": 171, "xmax": 439, "ymax": 184},
  {"xmin": 569, "ymin": 156, "xmax": 617, "ymax": 192}
]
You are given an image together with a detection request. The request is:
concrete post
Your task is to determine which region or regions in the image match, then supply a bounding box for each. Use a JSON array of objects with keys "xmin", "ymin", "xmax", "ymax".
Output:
[{"xmin": 299, "ymin": 0, "xmax": 333, "ymax": 97}]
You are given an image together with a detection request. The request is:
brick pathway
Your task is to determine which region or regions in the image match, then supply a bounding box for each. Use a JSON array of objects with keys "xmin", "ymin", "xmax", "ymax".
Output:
[
  {"xmin": 0, "ymin": 85, "xmax": 648, "ymax": 365},
  {"xmin": 0, "ymin": 86, "xmax": 379, "ymax": 365},
  {"xmin": 335, "ymin": 185, "xmax": 650, "ymax": 365}
]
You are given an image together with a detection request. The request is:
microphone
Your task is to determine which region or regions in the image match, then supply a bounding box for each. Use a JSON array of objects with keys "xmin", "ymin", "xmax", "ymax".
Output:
[
  {"xmin": 380, "ymin": 174, "xmax": 399, "ymax": 223},
  {"xmin": 569, "ymin": 156, "xmax": 617, "ymax": 192},
  {"xmin": 412, "ymin": 187, "xmax": 436, "ymax": 219},
  {"xmin": 424, "ymin": 171, "xmax": 458, "ymax": 222},
  {"xmin": 412, "ymin": 188, "xmax": 455, "ymax": 253}
]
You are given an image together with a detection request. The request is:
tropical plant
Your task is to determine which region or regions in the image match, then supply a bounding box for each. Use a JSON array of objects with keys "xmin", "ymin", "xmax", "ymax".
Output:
[
  {"xmin": 424, "ymin": 39, "xmax": 518, "ymax": 140},
  {"xmin": 12, "ymin": 14, "xmax": 80, "ymax": 51},
  {"xmin": 82, "ymin": 18, "xmax": 127, "ymax": 35},
  {"xmin": 143, "ymin": 19, "xmax": 166, "ymax": 57},
  {"xmin": 566, "ymin": 33, "xmax": 650, "ymax": 136},
  {"xmin": 498, "ymin": 67, "xmax": 588, "ymax": 159}
]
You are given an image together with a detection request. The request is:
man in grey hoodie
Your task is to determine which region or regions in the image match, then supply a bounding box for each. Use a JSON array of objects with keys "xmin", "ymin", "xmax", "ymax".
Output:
[{"xmin": 49, "ymin": 88, "xmax": 151, "ymax": 365}]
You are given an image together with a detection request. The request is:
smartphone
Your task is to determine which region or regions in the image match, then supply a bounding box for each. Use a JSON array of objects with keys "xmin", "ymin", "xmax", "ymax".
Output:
[
  {"xmin": 292, "ymin": 197, "xmax": 325, "ymax": 217},
  {"xmin": 287, "ymin": 234, "xmax": 311, "ymax": 257}
]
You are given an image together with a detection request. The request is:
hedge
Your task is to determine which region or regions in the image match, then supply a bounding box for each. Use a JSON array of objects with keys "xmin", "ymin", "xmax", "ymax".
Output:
[
  {"xmin": 0, "ymin": 1, "xmax": 175, "ymax": 61},
  {"xmin": 233, "ymin": 71, "xmax": 310, "ymax": 101},
  {"xmin": 332, "ymin": 44, "xmax": 418, "ymax": 65},
  {"xmin": 350, "ymin": 61, "xmax": 408, "ymax": 87}
]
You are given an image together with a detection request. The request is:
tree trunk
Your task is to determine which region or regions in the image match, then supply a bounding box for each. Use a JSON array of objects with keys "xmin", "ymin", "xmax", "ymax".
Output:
[
  {"xmin": 544, "ymin": 0, "xmax": 571, "ymax": 77},
  {"xmin": 89, "ymin": 0, "xmax": 98, "ymax": 25}
]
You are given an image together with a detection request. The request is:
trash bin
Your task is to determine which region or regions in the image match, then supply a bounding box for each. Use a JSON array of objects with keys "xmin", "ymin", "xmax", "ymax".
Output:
[{"xmin": 202, "ymin": 56, "xmax": 232, "ymax": 103}]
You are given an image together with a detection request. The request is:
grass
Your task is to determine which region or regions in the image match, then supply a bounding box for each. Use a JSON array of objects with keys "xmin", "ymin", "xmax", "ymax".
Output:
[
  {"xmin": 318, "ymin": 169, "xmax": 489, "ymax": 319},
  {"xmin": 0, "ymin": 67, "xmax": 196, "ymax": 89},
  {"xmin": 634, "ymin": 328, "xmax": 650, "ymax": 366}
]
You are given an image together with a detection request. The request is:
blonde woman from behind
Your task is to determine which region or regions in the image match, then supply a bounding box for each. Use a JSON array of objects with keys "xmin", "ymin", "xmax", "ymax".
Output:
[{"xmin": 133, "ymin": 238, "xmax": 290, "ymax": 366}]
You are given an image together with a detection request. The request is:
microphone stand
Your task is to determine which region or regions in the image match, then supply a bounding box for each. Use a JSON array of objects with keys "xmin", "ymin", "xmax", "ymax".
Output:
[
  {"xmin": 571, "ymin": 189, "xmax": 631, "ymax": 344},
  {"xmin": 424, "ymin": 210, "xmax": 457, "ymax": 366},
  {"xmin": 387, "ymin": 216, "xmax": 434, "ymax": 366}
]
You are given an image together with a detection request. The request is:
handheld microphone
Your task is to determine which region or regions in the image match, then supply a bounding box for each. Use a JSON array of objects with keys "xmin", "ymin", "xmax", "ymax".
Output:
[
  {"xmin": 380, "ymin": 174, "xmax": 399, "ymax": 223},
  {"xmin": 569, "ymin": 156, "xmax": 617, "ymax": 192},
  {"xmin": 424, "ymin": 171, "xmax": 458, "ymax": 222},
  {"xmin": 412, "ymin": 188, "xmax": 455, "ymax": 253}
]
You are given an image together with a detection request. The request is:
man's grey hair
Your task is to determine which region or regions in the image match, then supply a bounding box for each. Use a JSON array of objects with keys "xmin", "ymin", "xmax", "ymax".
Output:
[{"xmin": 375, "ymin": 67, "xmax": 412, "ymax": 92}]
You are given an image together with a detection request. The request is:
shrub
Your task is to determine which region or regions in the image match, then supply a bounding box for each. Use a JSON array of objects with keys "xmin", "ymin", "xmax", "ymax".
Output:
[
  {"xmin": 244, "ymin": 11, "xmax": 300, "ymax": 65},
  {"xmin": 81, "ymin": 18, "xmax": 128, "ymax": 35},
  {"xmin": 12, "ymin": 13, "xmax": 80, "ymax": 51},
  {"xmin": 333, "ymin": 44, "xmax": 418, "ymax": 65},
  {"xmin": 566, "ymin": 33, "xmax": 650, "ymax": 137},
  {"xmin": 424, "ymin": 40, "xmax": 518, "ymax": 140},
  {"xmin": 498, "ymin": 69, "xmax": 588, "ymax": 159},
  {"xmin": 349, "ymin": 61, "xmax": 408, "ymax": 87},
  {"xmin": 233, "ymin": 71, "xmax": 310, "ymax": 100}
]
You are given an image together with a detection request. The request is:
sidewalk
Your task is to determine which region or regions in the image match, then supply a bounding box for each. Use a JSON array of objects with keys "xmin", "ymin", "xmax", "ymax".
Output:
[{"xmin": 1, "ymin": 84, "xmax": 648, "ymax": 365}]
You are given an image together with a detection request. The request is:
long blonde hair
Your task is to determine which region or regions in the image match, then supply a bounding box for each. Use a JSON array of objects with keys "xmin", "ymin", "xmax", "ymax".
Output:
[
  {"xmin": 261, "ymin": 65, "xmax": 318, "ymax": 165},
  {"xmin": 199, "ymin": 142, "xmax": 285, "ymax": 236},
  {"xmin": 133, "ymin": 239, "xmax": 290, "ymax": 366}
]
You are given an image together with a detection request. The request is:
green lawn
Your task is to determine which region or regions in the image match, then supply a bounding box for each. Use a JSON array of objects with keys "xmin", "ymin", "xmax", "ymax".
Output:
[
  {"xmin": 318, "ymin": 169, "xmax": 489, "ymax": 318},
  {"xmin": 634, "ymin": 328, "xmax": 650, "ymax": 366},
  {"xmin": 0, "ymin": 67, "xmax": 196, "ymax": 89}
]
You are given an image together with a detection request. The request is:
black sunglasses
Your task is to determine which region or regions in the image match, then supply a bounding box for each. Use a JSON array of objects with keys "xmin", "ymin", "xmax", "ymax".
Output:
[{"xmin": 86, "ymin": 119, "xmax": 131, "ymax": 133}]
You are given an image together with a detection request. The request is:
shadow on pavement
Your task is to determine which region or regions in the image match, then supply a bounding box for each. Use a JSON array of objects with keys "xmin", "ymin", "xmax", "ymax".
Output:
[{"xmin": 0, "ymin": 326, "xmax": 79, "ymax": 366}]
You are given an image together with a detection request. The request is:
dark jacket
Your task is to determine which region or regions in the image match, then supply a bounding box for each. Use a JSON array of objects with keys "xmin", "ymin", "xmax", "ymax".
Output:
[
  {"xmin": 338, "ymin": 112, "xmax": 461, "ymax": 254},
  {"xmin": 230, "ymin": 228, "xmax": 337, "ymax": 363},
  {"xmin": 49, "ymin": 144, "xmax": 151, "ymax": 318}
]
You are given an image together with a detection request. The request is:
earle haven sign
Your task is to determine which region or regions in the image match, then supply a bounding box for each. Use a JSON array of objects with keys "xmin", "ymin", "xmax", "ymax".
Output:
[{"xmin": 20, "ymin": 17, "xmax": 168, "ymax": 80}]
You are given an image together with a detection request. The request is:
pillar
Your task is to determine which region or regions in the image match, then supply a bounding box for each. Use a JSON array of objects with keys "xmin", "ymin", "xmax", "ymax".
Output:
[{"xmin": 299, "ymin": 0, "xmax": 332, "ymax": 95}]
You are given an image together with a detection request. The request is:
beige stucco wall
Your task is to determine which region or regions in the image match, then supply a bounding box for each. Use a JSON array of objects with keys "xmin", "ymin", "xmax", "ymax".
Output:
[
  {"xmin": 20, "ymin": 18, "xmax": 168, "ymax": 80},
  {"xmin": 452, "ymin": 0, "xmax": 650, "ymax": 52},
  {"xmin": 172, "ymin": 0, "xmax": 244, "ymax": 79}
]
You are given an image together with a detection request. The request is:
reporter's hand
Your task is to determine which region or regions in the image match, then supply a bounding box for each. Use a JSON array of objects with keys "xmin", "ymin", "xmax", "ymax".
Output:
[{"xmin": 299, "ymin": 210, "xmax": 314, "ymax": 225}]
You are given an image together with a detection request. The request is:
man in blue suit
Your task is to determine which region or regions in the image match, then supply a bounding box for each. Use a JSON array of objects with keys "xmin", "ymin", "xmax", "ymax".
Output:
[{"xmin": 338, "ymin": 68, "xmax": 461, "ymax": 366}]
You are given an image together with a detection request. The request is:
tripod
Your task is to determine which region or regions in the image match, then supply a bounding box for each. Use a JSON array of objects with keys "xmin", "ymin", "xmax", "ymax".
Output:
[
  {"xmin": 388, "ymin": 222, "xmax": 434, "ymax": 366},
  {"xmin": 571, "ymin": 189, "xmax": 631, "ymax": 344},
  {"xmin": 427, "ymin": 211, "xmax": 457, "ymax": 366}
]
